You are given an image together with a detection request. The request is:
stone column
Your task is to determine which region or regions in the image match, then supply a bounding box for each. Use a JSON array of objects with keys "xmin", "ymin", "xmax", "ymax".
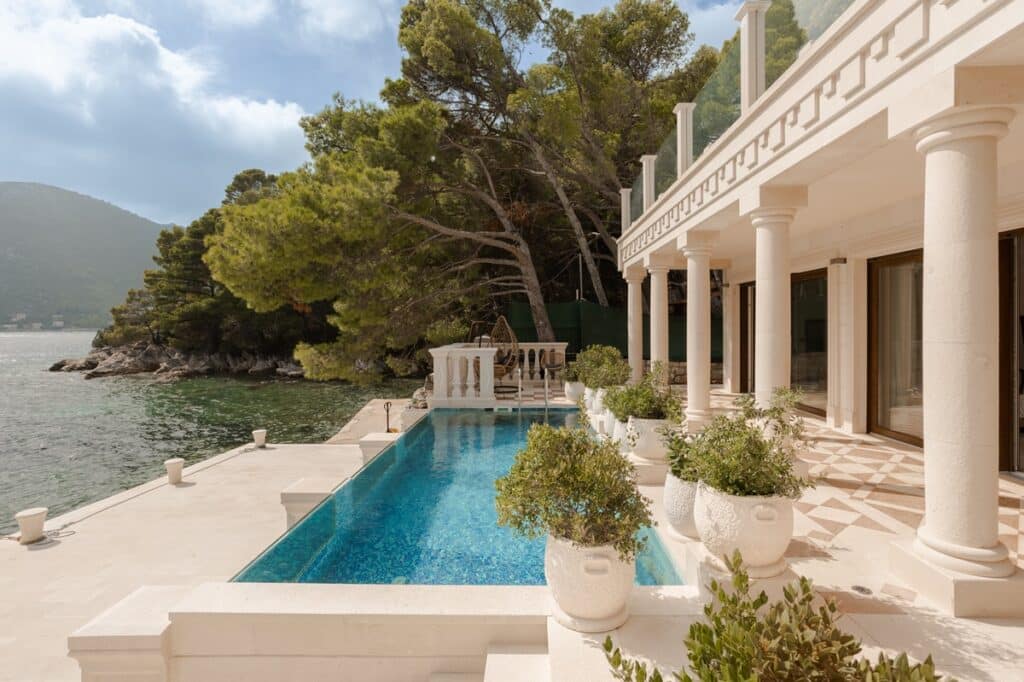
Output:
[
  {"xmin": 912, "ymin": 107, "xmax": 1015, "ymax": 578},
  {"xmin": 620, "ymin": 187, "xmax": 632, "ymax": 234},
  {"xmin": 674, "ymin": 102, "xmax": 696, "ymax": 175},
  {"xmin": 625, "ymin": 269, "xmax": 646, "ymax": 384},
  {"xmin": 684, "ymin": 246, "xmax": 713, "ymax": 430},
  {"xmin": 752, "ymin": 208, "xmax": 795, "ymax": 407},
  {"xmin": 641, "ymin": 154, "xmax": 657, "ymax": 211},
  {"xmin": 648, "ymin": 266, "xmax": 670, "ymax": 376},
  {"xmin": 735, "ymin": 1, "xmax": 771, "ymax": 113}
]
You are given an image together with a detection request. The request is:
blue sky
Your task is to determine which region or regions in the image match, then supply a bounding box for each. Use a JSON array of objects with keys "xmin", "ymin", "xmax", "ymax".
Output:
[{"xmin": 0, "ymin": 0, "xmax": 741, "ymax": 225}]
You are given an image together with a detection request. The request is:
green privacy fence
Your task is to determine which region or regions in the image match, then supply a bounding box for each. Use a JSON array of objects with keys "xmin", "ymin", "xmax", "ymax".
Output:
[{"xmin": 506, "ymin": 301, "xmax": 722, "ymax": 362}]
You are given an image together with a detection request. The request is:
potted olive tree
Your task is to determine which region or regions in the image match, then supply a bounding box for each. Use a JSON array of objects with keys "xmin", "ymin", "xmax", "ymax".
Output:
[
  {"xmin": 496, "ymin": 425, "xmax": 653, "ymax": 633},
  {"xmin": 663, "ymin": 429, "xmax": 700, "ymax": 539},
  {"xmin": 563, "ymin": 360, "xmax": 584, "ymax": 402},
  {"xmin": 735, "ymin": 388, "xmax": 810, "ymax": 478},
  {"xmin": 620, "ymin": 365, "xmax": 680, "ymax": 462},
  {"xmin": 573, "ymin": 345, "xmax": 630, "ymax": 433},
  {"xmin": 691, "ymin": 390, "xmax": 810, "ymax": 578}
]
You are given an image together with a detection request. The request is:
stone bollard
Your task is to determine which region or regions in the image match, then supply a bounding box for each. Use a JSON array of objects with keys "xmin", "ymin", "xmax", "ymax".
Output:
[
  {"xmin": 164, "ymin": 458, "xmax": 185, "ymax": 485},
  {"xmin": 15, "ymin": 507, "xmax": 48, "ymax": 545},
  {"xmin": 252, "ymin": 429, "xmax": 267, "ymax": 448}
]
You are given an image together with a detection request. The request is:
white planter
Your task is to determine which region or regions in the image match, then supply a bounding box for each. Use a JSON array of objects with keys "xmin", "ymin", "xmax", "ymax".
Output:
[
  {"xmin": 602, "ymin": 407, "xmax": 618, "ymax": 436},
  {"xmin": 252, "ymin": 429, "xmax": 267, "ymax": 448},
  {"xmin": 544, "ymin": 535, "xmax": 634, "ymax": 633},
  {"xmin": 612, "ymin": 419, "xmax": 629, "ymax": 454},
  {"xmin": 589, "ymin": 389, "xmax": 607, "ymax": 434},
  {"xmin": 15, "ymin": 507, "xmax": 48, "ymax": 545},
  {"xmin": 564, "ymin": 381, "xmax": 584, "ymax": 402},
  {"xmin": 583, "ymin": 387, "xmax": 595, "ymax": 411},
  {"xmin": 664, "ymin": 473, "xmax": 699, "ymax": 539},
  {"xmin": 164, "ymin": 458, "xmax": 185, "ymax": 485},
  {"xmin": 627, "ymin": 417, "xmax": 670, "ymax": 462},
  {"xmin": 693, "ymin": 482, "xmax": 793, "ymax": 578}
]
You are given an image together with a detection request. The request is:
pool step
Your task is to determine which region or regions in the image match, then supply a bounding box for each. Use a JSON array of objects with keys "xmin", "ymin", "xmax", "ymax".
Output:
[{"xmin": 483, "ymin": 643, "xmax": 550, "ymax": 681}]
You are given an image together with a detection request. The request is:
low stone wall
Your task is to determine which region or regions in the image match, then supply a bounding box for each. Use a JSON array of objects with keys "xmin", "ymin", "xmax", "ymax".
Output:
[{"xmin": 645, "ymin": 361, "xmax": 724, "ymax": 385}]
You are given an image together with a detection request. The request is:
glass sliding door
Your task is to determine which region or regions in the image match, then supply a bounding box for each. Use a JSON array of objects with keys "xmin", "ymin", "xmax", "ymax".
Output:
[
  {"xmin": 791, "ymin": 269, "xmax": 828, "ymax": 415},
  {"xmin": 869, "ymin": 251, "xmax": 924, "ymax": 445}
]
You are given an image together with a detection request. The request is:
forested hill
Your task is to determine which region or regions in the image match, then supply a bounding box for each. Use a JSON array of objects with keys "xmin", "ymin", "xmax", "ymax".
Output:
[{"xmin": 0, "ymin": 182, "xmax": 163, "ymax": 328}]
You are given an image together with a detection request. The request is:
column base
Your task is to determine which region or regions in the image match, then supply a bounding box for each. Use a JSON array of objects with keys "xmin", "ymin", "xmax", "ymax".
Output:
[
  {"xmin": 626, "ymin": 454, "xmax": 668, "ymax": 485},
  {"xmin": 889, "ymin": 537, "xmax": 1023, "ymax": 617},
  {"xmin": 684, "ymin": 410, "xmax": 712, "ymax": 433}
]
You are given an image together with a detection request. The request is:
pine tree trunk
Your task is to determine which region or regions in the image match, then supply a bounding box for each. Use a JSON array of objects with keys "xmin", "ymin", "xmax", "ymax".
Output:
[
  {"xmin": 526, "ymin": 137, "xmax": 610, "ymax": 307},
  {"xmin": 518, "ymin": 246, "xmax": 556, "ymax": 342}
]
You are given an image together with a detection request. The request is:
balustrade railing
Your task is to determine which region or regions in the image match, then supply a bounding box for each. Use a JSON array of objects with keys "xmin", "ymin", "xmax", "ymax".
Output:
[{"xmin": 429, "ymin": 341, "xmax": 568, "ymax": 406}]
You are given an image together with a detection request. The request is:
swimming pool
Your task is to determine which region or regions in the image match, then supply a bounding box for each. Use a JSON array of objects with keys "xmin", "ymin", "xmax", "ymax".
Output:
[{"xmin": 235, "ymin": 409, "xmax": 682, "ymax": 586}]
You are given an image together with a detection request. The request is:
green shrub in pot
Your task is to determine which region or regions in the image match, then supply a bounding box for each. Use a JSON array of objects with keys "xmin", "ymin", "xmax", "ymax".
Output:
[
  {"xmin": 689, "ymin": 388, "xmax": 812, "ymax": 577},
  {"xmin": 603, "ymin": 552, "xmax": 949, "ymax": 682},
  {"xmin": 610, "ymin": 364, "xmax": 679, "ymax": 462},
  {"xmin": 495, "ymin": 425, "xmax": 653, "ymax": 632},
  {"xmin": 661, "ymin": 428, "xmax": 700, "ymax": 538},
  {"xmin": 572, "ymin": 345, "xmax": 631, "ymax": 389}
]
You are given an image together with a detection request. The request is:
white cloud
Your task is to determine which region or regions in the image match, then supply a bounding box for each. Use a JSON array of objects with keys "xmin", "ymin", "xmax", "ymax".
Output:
[
  {"xmin": 687, "ymin": 1, "xmax": 742, "ymax": 48},
  {"xmin": 186, "ymin": 0, "xmax": 275, "ymax": 28},
  {"xmin": 293, "ymin": 0, "xmax": 402, "ymax": 41},
  {"xmin": 0, "ymin": 1, "xmax": 304, "ymax": 144}
]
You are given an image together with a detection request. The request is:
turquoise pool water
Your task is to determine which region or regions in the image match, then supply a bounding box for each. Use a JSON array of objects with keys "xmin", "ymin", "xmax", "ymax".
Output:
[{"xmin": 235, "ymin": 409, "xmax": 682, "ymax": 586}]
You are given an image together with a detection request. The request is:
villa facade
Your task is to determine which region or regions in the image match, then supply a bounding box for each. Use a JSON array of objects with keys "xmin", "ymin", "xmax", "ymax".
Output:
[{"xmin": 620, "ymin": 0, "xmax": 1024, "ymax": 615}]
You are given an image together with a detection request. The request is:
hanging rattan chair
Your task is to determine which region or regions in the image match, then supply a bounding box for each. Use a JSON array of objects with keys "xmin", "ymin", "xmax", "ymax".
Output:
[{"xmin": 489, "ymin": 315, "xmax": 519, "ymax": 386}]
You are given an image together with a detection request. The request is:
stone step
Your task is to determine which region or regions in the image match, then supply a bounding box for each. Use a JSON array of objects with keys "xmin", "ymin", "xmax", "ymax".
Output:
[
  {"xmin": 483, "ymin": 643, "xmax": 550, "ymax": 681},
  {"xmin": 429, "ymin": 674, "xmax": 484, "ymax": 682}
]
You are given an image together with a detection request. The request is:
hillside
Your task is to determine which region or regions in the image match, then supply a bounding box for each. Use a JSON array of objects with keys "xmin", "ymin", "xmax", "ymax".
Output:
[{"xmin": 0, "ymin": 183, "xmax": 163, "ymax": 328}]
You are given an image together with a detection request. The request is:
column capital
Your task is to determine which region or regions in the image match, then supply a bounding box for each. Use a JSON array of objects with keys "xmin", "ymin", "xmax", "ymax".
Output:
[
  {"xmin": 749, "ymin": 207, "xmax": 798, "ymax": 228},
  {"xmin": 673, "ymin": 102, "xmax": 696, "ymax": 115},
  {"xmin": 734, "ymin": 0, "xmax": 771, "ymax": 21},
  {"xmin": 623, "ymin": 264, "xmax": 646, "ymax": 283},
  {"xmin": 646, "ymin": 264, "xmax": 671, "ymax": 275},
  {"xmin": 619, "ymin": 187, "xmax": 632, "ymax": 200},
  {"xmin": 682, "ymin": 245, "xmax": 713, "ymax": 259},
  {"xmin": 739, "ymin": 185, "xmax": 807, "ymax": 217},
  {"xmin": 914, "ymin": 106, "xmax": 1015, "ymax": 154}
]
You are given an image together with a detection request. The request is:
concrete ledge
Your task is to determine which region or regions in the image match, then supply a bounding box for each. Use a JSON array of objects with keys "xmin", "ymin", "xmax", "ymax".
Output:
[
  {"xmin": 280, "ymin": 477, "xmax": 342, "ymax": 528},
  {"xmin": 68, "ymin": 586, "xmax": 191, "ymax": 682},
  {"xmin": 359, "ymin": 432, "xmax": 402, "ymax": 465},
  {"xmin": 401, "ymin": 407, "xmax": 429, "ymax": 431},
  {"xmin": 889, "ymin": 537, "xmax": 1024, "ymax": 617}
]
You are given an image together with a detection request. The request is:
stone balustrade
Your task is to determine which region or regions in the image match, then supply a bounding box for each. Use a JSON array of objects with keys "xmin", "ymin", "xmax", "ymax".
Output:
[{"xmin": 428, "ymin": 341, "xmax": 569, "ymax": 407}]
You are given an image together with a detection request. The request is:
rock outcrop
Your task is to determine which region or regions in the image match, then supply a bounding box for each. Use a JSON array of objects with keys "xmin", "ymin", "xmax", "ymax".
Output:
[{"xmin": 51, "ymin": 341, "xmax": 305, "ymax": 381}]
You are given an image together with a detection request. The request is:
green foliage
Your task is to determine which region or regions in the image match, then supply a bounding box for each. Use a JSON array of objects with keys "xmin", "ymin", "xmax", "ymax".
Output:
[
  {"xmin": 604, "ymin": 552, "xmax": 950, "ymax": 682},
  {"xmin": 495, "ymin": 424, "xmax": 653, "ymax": 561},
  {"xmin": 686, "ymin": 388, "xmax": 810, "ymax": 498},
  {"xmin": 97, "ymin": 170, "xmax": 336, "ymax": 357},
  {"xmin": 571, "ymin": 344, "xmax": 631, "ymax": 388},
  {"xmin": 664, "ymin": 428, "xmax": 698, "ymax": 483},
  {"xmin": 604, "ymin": 364, "xmax": 679, "ymax": 421},
  {"xmin": 734, "ymin": 386, "xmax": 807, "ymax": 445}
]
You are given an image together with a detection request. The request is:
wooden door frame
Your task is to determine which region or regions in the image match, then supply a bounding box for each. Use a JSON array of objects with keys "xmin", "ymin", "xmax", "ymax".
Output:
[
  {"xmin": 998, "ymin": 233, "xmax": 1019, "ymax": 472},
  {"xmin": 791, "ymin": 268, "xmax": 828, "ymax": 416},
  {"xmin": 867, "ymin": 249, "xmax": 924, "ymax": 447},
  {"xmin": 739, "ymin": 282, "xmax": 754, "ymax": 394}
]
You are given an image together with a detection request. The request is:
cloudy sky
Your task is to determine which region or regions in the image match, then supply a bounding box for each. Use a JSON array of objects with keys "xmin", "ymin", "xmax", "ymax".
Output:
[{"xmin": 0, "ymin": 0, "xmax": 741, "ymax": 225}]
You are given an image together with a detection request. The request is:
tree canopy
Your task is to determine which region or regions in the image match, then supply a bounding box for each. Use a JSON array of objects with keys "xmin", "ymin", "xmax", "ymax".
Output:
[{"xmin": 100, "ymin": 0, "xmax": 808, "ymax": 383}]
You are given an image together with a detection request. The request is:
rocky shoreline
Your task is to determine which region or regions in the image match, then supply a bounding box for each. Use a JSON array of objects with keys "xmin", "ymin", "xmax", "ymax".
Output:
[{"xmin": 50, "ymin": 341, "xmax": 305, "ymax": 381}]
